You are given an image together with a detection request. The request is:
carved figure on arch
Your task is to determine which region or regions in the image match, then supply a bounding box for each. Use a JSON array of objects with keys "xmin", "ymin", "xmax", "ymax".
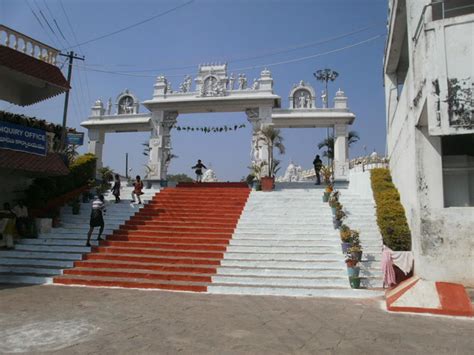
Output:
[
  {"xmin": 185, "ymin": 75, "xmax": 192, "ymax": 92},
  {"xmin": 229, "ymin": 73, "xmax": 235, "ymax": 90},
  {"xmin": 321, "ymin": 89, "xmax": 328, "ymax": 108},
  {"xmin": 298, "ymin": 92, "xmax": 307, "ymax": 108},
  {"xmin": 107, "ymin": 98, "xmax": 112, "ymax": 115},
  {"xmin": 238, "ymin": 74, "xmax": 247, "ymax": 90},
  {"xmin": 252, "ymin": 78, "xmax": 259, "ymax": 90}
]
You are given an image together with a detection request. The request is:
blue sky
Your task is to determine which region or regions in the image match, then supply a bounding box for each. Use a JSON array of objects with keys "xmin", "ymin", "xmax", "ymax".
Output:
[{"xmin": 0, "ymin": 0, "xmax": 388, "ymax": 180}]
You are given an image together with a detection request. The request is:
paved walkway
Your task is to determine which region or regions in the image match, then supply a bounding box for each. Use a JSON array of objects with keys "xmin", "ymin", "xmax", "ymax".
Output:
[{"xmin": 0, "ymin": 284, "xmax": 472, "ymax": 354}]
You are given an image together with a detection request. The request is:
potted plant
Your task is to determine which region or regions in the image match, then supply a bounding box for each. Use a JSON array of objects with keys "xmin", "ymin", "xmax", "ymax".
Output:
[
  {"xmin": 70, "ymin": 198, "xmax": 81, "ymax": 215},
  {"xmin": 349, "ymin": 276, "xmax": 361, "ymax": 289},
  {"xmin": 345, "ymin": 251, "xmax": 359, "ymax": 268},
  {"xmin": 245, "ymin": 174, "xmax": 256, "ymax": 189},
  {"xmin": 257, "ymin": 126, "xmax": 285, "ymax": 192},
  {"xmin": 340, "ymin": 225, "xmax": 352, "ymax": 253},
  {"xmin": 247, "ymin": 162, "xmax": 263, "ymax": 191},
  {"xmin": 328, "ymin": 191, "xmax": 339, "ymax": 214},
  {"xmin": 348, "ymin": 243, "xmax": 363, "ymax": 262},
  {"xmin": 50, "ymin": 208, "xmax": 61, "ymax": 228},
  {"xmin": 321, "ymin": 166, "xmax": 333, "ymax": 202},
  {"xmin": 333, "ymin": 208, "xmax": 345, "ymax": 229},
  {"xmin": 346, "ymin": 251, "xmax": 360, "ymax": 282}
]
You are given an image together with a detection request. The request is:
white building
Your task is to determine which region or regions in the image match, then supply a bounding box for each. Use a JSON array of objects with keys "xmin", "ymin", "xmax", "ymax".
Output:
[{"xmin": 384, "ymin": 0, "xmax": 474, "ymax": 285}]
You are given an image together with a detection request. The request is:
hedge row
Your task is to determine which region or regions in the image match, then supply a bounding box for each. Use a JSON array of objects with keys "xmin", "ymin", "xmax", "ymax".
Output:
[
  {"xmin": 370, "ymin": 168, "xmax": 412, "ymax": 251},
  {"xmin": 25, "ymin": 154, "xmax": 97, "ymax": 209},
  {"xmin": 0, "ymin": 110, "xmax": 77, "ymax": 135}
]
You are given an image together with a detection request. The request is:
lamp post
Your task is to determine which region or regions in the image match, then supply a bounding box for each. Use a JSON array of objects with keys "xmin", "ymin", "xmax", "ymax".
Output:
[{"xmin": 313, "ymin": 68, "xmax": 339, "ymax": 166}]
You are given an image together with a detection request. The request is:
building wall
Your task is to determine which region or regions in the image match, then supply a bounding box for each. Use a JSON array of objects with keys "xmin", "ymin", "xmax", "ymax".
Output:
[
  {"xmin": 384, "ymin": 0, "xmax": 474, "ymax": 285},
  {"xmin": 0, "ymin": 173, "xmax": 33, "ymax": 207}
]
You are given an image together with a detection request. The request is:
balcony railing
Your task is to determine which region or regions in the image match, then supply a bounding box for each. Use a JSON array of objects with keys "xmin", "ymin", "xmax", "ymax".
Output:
[
  {"xmin": 0, "ymin": 24, "xmax": 59, "ymax": 65},
  {"xmin": 413, "ymin": 1, "xmax": 474, "ymax": 42}
]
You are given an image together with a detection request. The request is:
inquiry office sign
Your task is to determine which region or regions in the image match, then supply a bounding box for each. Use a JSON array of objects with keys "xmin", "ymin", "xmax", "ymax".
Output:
[{"xmin": 0, "ymin": 120, "xmax": 47, "ymax": 156}]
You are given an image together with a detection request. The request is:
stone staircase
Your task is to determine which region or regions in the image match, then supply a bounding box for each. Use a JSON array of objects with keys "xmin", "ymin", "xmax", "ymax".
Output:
[
  {"xmin": 53, "ymin": 183, "xmax": 251, "ymax": 291},
  {"xmin": 207, "ymin": 182, "xmax": 383, "ymax": 298},
  {"xmin": 0, "ymin": 187, "xmax": 158, "ymax": 284},
  {"xmin": 339, "ymin": 192, "xmax": 383, "ymax": 288}
]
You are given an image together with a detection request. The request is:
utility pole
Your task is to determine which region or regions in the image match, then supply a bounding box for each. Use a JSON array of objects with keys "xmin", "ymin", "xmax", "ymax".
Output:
[
  {"xmin": 59, "ymin": 51, "xmax": 85, "ymax": 151},
  {"xmin": 125, "ymin": 153, "xmax": 129, "ymax": 179}
]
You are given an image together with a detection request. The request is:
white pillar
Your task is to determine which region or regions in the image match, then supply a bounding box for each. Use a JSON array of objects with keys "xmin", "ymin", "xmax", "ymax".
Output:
[
  {"xmin": 246, "ymin": 106, "xmax": 273, "ymax": 177},
  {"xmin": 333, "ymin": 123, "xmax": 349, "ymax": 181},
  {"xmin": 147, "ymin": 110, "xmax": 178, "ymax": 183},
  {"xmin": 87, "ymin": 128, "xmax": 105, "ymax": 176}
]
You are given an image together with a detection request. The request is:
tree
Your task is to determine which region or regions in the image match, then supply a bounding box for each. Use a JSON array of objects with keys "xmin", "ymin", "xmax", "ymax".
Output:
[
  {"xmin": 317, "ymin": 131, "xmax": 360, "ymax": 160},
  {"xmin": 167, "ymin": 174, "xmax": 194, "ymax": 182},
  {"xmin": 257, "ymin": 126, "xmax": 285, "ymax": 178}
]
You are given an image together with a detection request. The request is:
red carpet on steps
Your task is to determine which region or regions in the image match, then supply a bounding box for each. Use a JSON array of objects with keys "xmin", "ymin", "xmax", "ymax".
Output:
[{"xmin": 53, "ymin": 183, "xmax": 250, "ymax": 292}]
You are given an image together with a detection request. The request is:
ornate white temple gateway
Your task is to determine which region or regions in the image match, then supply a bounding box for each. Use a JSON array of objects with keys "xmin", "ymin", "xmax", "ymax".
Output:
[{"xmin": 82, "ymin": 64, "xmax": 355, "ymax": 184}]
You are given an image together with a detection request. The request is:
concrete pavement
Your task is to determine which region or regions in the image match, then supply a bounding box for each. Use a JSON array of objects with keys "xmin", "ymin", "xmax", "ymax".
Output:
[{"xmin": 0, "ymin": 284, "xmax": 472, "ymax": 354}]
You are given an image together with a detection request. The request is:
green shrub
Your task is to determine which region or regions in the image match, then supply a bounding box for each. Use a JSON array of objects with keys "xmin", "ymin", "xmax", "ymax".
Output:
[
  {"xmin": 371, "ymin": 168, "xmax": 412, "ymax": 251},
  {"xmin": 25, "ymin": 154, "xmax": 97, "ymax": 208}
]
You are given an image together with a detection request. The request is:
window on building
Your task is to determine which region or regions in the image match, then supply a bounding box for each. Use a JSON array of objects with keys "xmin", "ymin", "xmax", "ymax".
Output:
[
  {"xmin": 432, "ymin": 0, "xmax": 474, "ymax": 20},
  {"xmin": 442, "ymin": 134, "xmax": 474, "ymax": 207}
]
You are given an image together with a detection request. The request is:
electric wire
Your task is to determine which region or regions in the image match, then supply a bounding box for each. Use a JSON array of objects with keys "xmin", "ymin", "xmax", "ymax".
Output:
[
  {"xmin": 67, "ymin": 23, "xmax": 383, "ymax": 74},
  {"xmin": 62, "ymin": 0, "xmax": 195, "ymax": 50},
  {"xmin": 59, "ymin": 0, "xmax": 92, "ymax": 106},
  {"xmin": 72, "ymin": 34, "xmax": 385, "ymax": 79},
  {"xmin": 112, "ymin": 23, "xmax": 384, "ymax": 74},
  {"xmin": 35, "ymin": 0, "xmax": 89, "ymax": 121}
]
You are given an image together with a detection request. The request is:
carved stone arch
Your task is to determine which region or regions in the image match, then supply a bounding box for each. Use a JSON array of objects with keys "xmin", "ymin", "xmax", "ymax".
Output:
[
  {"xmin": 116, "ymin": 89, "xmax": 140, "ymax": 115},
  {"xmin": 289, "ymin": 81, "xmax": 316, "ymax": 109}
]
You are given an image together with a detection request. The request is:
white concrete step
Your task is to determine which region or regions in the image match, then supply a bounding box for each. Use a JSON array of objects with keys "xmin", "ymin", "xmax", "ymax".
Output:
[
  {"xmin": 220, "ymin": 259, "xmax": 345, "ymax": 269},
  {"xmin": 207, "ymin": 285, "xmax": 384, "ymax": 298},
  {"xmin": 211, "ymin": 275, "xmax": 349, "ymax": 288},
  {"xmin": 215, "ymin": 267, "xmax": 346, "ymax": 277},
  {"xmin": 223, "ymin": 252, "xmax": 343, "ymax": 261},
  {"xmin": 226, "ymin": 246, "xmax": 341, "ymax": 253}
]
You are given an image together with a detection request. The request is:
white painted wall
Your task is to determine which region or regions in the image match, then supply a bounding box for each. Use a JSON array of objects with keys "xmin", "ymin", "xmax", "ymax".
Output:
[{"xmin": 384, "ymin": 0, "xmax": 474, "ymax": 286}]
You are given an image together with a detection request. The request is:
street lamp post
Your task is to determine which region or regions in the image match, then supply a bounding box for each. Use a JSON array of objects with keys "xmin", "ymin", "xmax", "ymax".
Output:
[{"xmin": 313, "ymin": 68, "xmax": 339, "ymax": 166}]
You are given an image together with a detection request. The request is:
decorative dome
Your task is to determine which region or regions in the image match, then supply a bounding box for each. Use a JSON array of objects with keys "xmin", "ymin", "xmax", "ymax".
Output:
[
  {"xmin": 335, "ymin": 88, "xmax": 345, "ymax": 97},
  {"xmin": 202, "ymin": 168, "xmax": 218, "ymax": 182},
  {"xmin": 94, "ymin": 99, "xmax": 103, "ymax": 106},
  {"xmin": 370, "ymin": 150, "xmax": 378, "ymax": 158}
]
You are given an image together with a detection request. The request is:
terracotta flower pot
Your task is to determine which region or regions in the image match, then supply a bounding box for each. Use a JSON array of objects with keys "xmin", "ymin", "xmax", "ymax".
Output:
[
  {"xmin": 346, "ymin": 259, "xmax": 358, "ymax": 267},
  {"xmin": 261, "ymin": 176, "xmax": 275, "ymax": 191}
]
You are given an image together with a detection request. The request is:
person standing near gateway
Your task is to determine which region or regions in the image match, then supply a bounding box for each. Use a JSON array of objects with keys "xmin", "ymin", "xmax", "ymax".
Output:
[
  {"xmin": 191, "ymin": 159, "xmax": 207, "ymax": 182},
  {"xmin": 86, "ymin": 195, "xmax": 106, "ymax": 247},
  {"xmin": 111, "ymin": 174, "xmax": 121, "ymax": 203},
  {"xmin": 131, "ymin": 175, "xmax": 144, "ymax": 204},
  {"xmin": 313, "ymin": 154, "xmax": 323, "ymax": 185}
]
